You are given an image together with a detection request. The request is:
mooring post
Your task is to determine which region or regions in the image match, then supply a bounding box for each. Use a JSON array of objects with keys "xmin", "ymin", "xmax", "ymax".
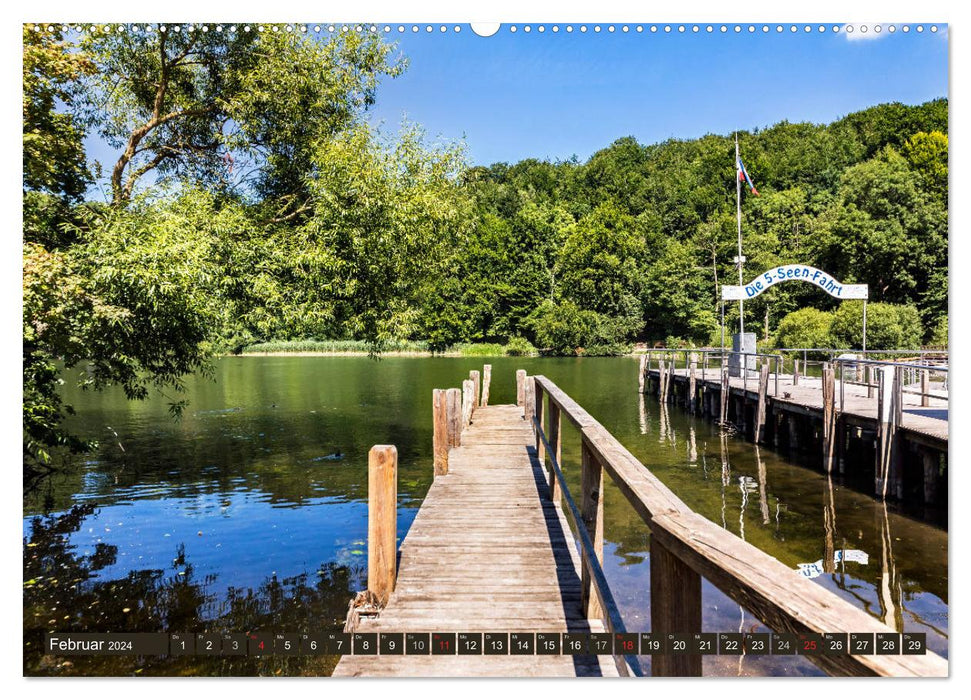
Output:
[
  {"xmin": 658, "ymin": 360, "xmax": 667, "ymax": 403},
  {"xmin": 793, "ymin": 359, "xmax": 800, "ymax": 386},
  {"xmin": 548, "ymin": 402, "xmax": 562, "ymax": 503},
  {"xmin": 822, "ymin": 364, "xmax": 836, "ymax": 474},
  {"xmin": 875, "ymin": 365, "xmax": 900, "ymax": 499},
  {"xmin": 516, "ymin": 369, "xmax": 527, "ymax": 409},
  {"xmin": 367, "ymin": 445, "xmax": 397, "ymax": 606},
  {"xmin": 579, "ymin": 439, "xmax": 604, "ymax": 622},
  {"xmin": 667, "ymin": 359, "xmax": 676, "ymax": 405},
  {"xmin": 481, "ymin": 364, "xmax": 492, "ymax": 407},
  {"xmin": 688, "ymin": 353, "xmax": 698, "ymax": 414},
  {"xmin": 921, "ymin": 367, "xmax": 930, "ymax": 407},
  {"xmin": 755, "ymin": 361, "xmax": 770, "ymax": 443},
  {"xmin": 469, "ymin": 370, "xmax": 481, "ymax": 409},
  {"xmin": 719, "ymin": 367, "xmax": 729, "ymax": 424},
  {"xmin": 462, "ymin": 379, "xmax": 475, "ymax": 426},
  {"xmin": 445, "ymin": 387, "xmax": 462, "ymax": 447},
  {"xmin": 650, "ymin": 534, "xmax": 702, "ymax": 676},
  {"xmin": 638, "ymin": 354, "xmax": 647, "ymax": 394},
  {"xmin": 432, "ymin": 389, "xmax": 449, "ymax": 477}
]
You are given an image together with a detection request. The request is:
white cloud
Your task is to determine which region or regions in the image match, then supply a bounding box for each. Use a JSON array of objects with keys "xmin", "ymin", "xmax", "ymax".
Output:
[{"xmin": 841, "ymin": 24, "xmax": 891, "ymax": 40}]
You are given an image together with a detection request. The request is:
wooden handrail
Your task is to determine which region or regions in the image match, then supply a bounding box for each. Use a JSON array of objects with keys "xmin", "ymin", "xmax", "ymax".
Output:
[
  {"xmin": 531, "ymin": 414, "xmax": 641, "ymax": 677},
  {"xmin": 530, "ymin": 374, "xmax": 947, "ymax": 678}
]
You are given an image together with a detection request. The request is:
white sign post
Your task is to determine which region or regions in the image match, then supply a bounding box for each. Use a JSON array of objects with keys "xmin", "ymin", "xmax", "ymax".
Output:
[{"xmin": 721, "ymin": 265, "xmax": 870, "ymax": 350}]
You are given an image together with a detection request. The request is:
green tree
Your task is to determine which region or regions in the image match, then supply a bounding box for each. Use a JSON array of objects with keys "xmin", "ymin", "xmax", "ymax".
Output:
[
  {"xmin": 773, "ymin": 308, "xmax": 834, "ymax": 350},
  {"xmin": 829, "ymin": 301, "xmax": 922, "ymax": 350},
  {"xmin": 23, "ymin": 26, "xmax": 94, "ymax": 248},
  {"xmin": 80, "ymin": 25, "xmax": 403, "ymax": 208}
]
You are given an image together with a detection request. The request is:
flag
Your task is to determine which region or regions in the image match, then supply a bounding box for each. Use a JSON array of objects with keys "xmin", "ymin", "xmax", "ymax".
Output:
[{"xmin": 737, "ymin": 157, "xmax": 759, "ymax": 196}]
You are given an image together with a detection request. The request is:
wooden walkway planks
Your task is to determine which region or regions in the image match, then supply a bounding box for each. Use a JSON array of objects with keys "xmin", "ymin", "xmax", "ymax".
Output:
[{"xmin": 333, "ymin": 404, "xmax": 619, "ymax": 677}]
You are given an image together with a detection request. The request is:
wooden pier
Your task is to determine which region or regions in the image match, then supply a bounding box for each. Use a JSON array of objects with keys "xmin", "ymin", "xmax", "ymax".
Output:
[
  {"xmin": 335, "ymin": 368, "xmax": 947, "ymax": 678},
  {"xmin": 640, "ymin": 353, "xmax": 947, "ymax": 508}
]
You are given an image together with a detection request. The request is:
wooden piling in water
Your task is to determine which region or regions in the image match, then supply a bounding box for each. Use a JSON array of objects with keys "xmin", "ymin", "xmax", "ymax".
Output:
[
  {"xmin": 469, "ymin": 370, "xmax": 481, "ymax": 409},
  {"xmin": 516, "ymin": 369, "xmax": 527, "ymax": 408},
  {"xmin": 446, "ymin": 387, "xmax": 462, "ymax": 447},
  {"xmin": 755, "ymin": 361, "xmax": 769, "ymax": 443},
  {"xmin": 482, "ymin": 364, "xmax": 492, "ymax": 407},
  {"xmin": 822, "ymin": 364, "xmax": 836, "ymax": 473},
  {"xmin": 367, "ymin": 445, "xmax": 397, "ymax": 606},
  {"xmin": 432, "ymin": 389, "xmax": 449, "ymax": 477},
  {"xmin": 876, "ymin": 366, "xmax": 902, "ymax": 499},
  {"xmin": 688, "ymin": 354, "xmax": 697, "ymax": 413},
  {"xmin": 719, "ymin": 367, "xmax": 729, "ymax": 424},
  {"xmin": 638, "ymin": 354, "xmax": 647, "ymax": 394}
]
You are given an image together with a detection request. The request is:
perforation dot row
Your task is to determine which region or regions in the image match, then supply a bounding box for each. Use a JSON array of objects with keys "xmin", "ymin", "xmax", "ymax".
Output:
[{"xmin": 27, "ymin": 23, "xmax": 941, "ymax": 36}]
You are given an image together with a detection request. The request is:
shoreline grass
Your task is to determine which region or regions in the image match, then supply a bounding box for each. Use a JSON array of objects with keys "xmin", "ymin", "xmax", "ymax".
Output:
[{"xmin": 235, "ymin": 338, "xmax": 542, "ymax": 357}]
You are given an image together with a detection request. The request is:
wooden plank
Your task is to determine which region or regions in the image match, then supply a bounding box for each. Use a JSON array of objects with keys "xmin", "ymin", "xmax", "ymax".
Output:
[{"xmin": 335, "ymin": 400, "xmax": 621, "ymax": 678}]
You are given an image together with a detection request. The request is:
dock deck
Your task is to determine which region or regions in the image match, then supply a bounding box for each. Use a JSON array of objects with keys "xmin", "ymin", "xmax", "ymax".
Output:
[
  {"xmin": 332, "ymin": 404, "xmax": 619, "ymax": 677},
  {"xmin": 682, "ymin": 368, "xmax": 948, "ymax": 443}
]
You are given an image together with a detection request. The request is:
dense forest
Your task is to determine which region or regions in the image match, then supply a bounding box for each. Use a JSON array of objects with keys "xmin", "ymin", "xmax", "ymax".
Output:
[{"xmin": 23, "ymin": 26, "xmax": 948, "ymax": 473}]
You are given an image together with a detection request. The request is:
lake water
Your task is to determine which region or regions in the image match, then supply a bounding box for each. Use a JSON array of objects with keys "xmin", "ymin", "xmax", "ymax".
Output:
[{"xmin": 23, "ymin": 356, "xmax": 948, "ymax": 676}]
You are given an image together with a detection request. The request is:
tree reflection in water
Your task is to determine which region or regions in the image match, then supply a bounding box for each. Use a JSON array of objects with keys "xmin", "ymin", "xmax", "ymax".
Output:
[{"xmin": 24, "ymin": 504, "xmax": 359, "ymax": 676}]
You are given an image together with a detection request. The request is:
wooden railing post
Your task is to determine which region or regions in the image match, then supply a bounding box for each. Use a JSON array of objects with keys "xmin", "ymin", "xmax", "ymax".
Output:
[
  {"xmin": 470, "ymin": 370, "xmax": 481, "ymax": 409},
  {"xmin": 534, "ymin": 378, "xmax": 546, "ymax": 462},
  {"xmin": 650, "ymin": 534, "xmax": 702, "ymax": 676},
  {"xmin": 516, "ymin": 369, "xmax": 527, "ymax": 408},
  {"xmin": 462, "ymin": 379, "xmax": 475, "ymax": 426},
  {"xmin": 367, "ymin": 445, "xmax": 397, "ymax": 606},
  {"xmin": 822, "ymin": 365, "xmax": 836, "ymax": 473},
  {"xmin": 579, "ymin": 438, "xmax": 604, "ymax": 621},
  {"xmin": 446, "ymin": 387, "xmax": 462, "ymax": 447},
  {"xmin": 548, "ymin": 402, "xmax": 562, "ymax": 503},
  {"xmin": 432, "ymin": 389, "xmax": 449, "ymax": 477},
  {"xmin": 482, "ymin": 364, "xmax": 492, "ymax": 407}
]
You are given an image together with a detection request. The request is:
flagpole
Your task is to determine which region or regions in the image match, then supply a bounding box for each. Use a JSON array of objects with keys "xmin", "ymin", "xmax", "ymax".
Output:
[{"xmin": 736, "ymin": 132, "xmax": 744, "ymax": 337}]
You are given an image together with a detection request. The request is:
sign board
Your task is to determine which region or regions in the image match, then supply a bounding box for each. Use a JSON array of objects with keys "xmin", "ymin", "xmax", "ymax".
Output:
[{"xmin": 721, "ymin": 264, "xmax": 869, "ymax": 301}]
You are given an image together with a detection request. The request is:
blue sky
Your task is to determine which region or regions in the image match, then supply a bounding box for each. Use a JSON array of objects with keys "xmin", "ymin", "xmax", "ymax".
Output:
[
  {"xmin": 82, "ymin": 23, "xmax": 948, "ymax": 185},
  {"xmin": 362, "ymin": 24, "xmax": 948, "ymax": 166}
]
